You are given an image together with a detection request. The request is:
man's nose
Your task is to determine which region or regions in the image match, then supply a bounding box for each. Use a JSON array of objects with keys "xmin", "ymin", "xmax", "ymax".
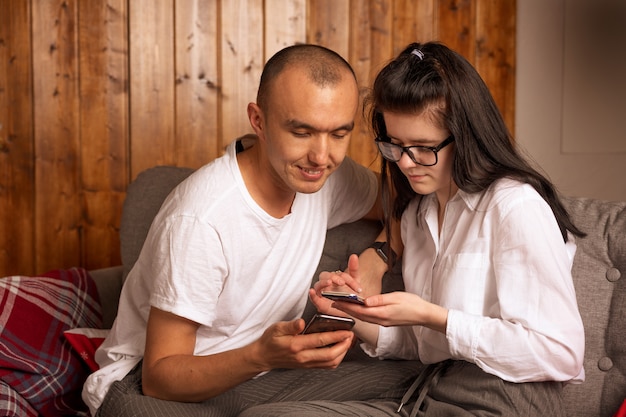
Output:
[{"xmin": 308, "ymin": 135, "xmax": 330, "ymax": 165}]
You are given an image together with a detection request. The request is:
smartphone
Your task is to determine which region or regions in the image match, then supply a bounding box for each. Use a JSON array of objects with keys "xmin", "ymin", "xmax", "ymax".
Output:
[
  {"xmin": 321, "ymin": 290, "xmax": 365, "ymax": 305},
  {"xmin": 301, "ymin": 313, "xmax": 355, "ymax": 334}
]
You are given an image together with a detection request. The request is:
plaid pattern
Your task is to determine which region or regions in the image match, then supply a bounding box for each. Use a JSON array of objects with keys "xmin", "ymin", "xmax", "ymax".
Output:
[
  {"xmin": 0, "ymin": 380, "xmax": 37, "ymax": 417},
  {"xmin": 0, "ymin": 268, "xmax": 102, "ymax": 417}
]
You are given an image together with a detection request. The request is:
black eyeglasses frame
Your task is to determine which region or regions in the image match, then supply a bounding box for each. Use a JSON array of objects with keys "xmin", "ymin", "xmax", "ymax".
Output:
[{"xmin": 375, "ymin": 135, "xmax": 455, "ymax": 166}]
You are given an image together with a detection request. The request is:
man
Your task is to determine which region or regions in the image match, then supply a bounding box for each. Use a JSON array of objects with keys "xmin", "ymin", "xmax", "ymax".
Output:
[{"xmin": 83, "ymin": 44, "xmax": 416, "ymax": 417}]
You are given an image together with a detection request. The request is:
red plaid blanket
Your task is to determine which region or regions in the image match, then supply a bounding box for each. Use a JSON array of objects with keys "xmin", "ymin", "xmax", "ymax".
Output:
[{"xmin": 0, "ymin": 268, "xmax": 102, "ymax": 417}]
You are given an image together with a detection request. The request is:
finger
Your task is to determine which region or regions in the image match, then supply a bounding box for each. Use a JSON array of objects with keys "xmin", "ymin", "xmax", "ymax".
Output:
[
  {"xmin": 310, "ymin": 289, "xmax": 354, "ymax": 317},
  {"xmin": 347, "ymin": 254, "xmax": 360, "ymax": 279},
  {"xmin": 336, "ymin": 273, "xmax": 362, "ymax": 293},
  {"xmin": 320, "ymin": 336, "xmax": 354, "ymax": 367},
  {"xmin": 318, "ymin": 272, "xmax": 347, "ymax": 288},
  {"xmin": 280, "ymin": 318, "xmax": 305, "ymax": 335},
  {"xmin": 315, "ymin": 275, "xmax": 347, "ymax": 289},
  {"xmin": 363, "ymin": 293, "xmax": 386, "ymax": 307},
  {"xmin": 309, "ymin": 288, "xmax": 331, "ymax": 311},
  {"xmin": 298, "ymin": 330, "xmax": 354, "ymax": 350}
]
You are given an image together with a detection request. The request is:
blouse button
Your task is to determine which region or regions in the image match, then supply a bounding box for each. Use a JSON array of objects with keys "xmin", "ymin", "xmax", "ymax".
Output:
[
  {"xmin": 598, "ymin": 357, "xmax": 614, "ymax": 372},
  {"xmin": 606, "ymin": 267, "xmax": 621, "ymax": 282}
]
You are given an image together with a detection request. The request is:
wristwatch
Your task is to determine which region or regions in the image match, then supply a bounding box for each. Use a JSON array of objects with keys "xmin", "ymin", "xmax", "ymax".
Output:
[{"xmin": 368, "ymin": 241, "xmax": 397, "ymax": 264}]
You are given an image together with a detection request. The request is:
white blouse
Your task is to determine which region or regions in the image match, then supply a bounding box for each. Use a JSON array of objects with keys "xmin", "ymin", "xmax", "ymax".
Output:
[{"xmin": 365, "ymin": 178, "xmax": 585, "ymax": 384}]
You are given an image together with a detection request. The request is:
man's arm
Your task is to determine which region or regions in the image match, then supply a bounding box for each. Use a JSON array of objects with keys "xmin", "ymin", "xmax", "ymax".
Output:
[{"xmin": 141, "ymin": 307, "xmax": 355, "ymax": 402}]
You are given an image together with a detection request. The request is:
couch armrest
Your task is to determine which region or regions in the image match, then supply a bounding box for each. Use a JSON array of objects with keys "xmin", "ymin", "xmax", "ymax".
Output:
[{"xmin": 90, "ymin": 266, "xmax": 124, "ymax": 329}]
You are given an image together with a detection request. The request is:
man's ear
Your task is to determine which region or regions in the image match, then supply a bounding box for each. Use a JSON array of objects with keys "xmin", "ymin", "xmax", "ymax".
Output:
[{"xmin": 247, "ymin": 102, "xmax": 264, "ymax": 137}]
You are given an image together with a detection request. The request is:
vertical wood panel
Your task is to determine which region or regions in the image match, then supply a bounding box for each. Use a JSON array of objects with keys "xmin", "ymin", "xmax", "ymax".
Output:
[
  {"xmin": 32, "ymin": 0, "xmax": 81, "ymax": 274},
  {"xmin": 0, "ymin": 0, "xmax": 35, "ymax": 275},
  {"xmin": 393, "ymin": 0, "xmax": 437, "ymax": 52},
  {"xmin": 129, "ymin": 0, "xmax": 175, "ymax": 178},
  {"xmin": 306, "ymin": 0, "xmax": 350, "ymax": 58},
  {"xmin": 349, "ymin": 0, "xmax": 394, "ymax": 169},
  {"xmin": 264, "ymin": 0, "xmax": 306, "ymax": 59},
  {"xmin": 79, "ymin": 0, "xmax": 129, "ymax": 270},
  {"xmin": 475, "ymin": 0, "xmax": 516, "ymax": 132},
  {"xmin": 0, "ymin": 0, "xmax": 516, "ymax": 276},
  {"xmin": 175, "ymin": 0, "xmax": 221, "ymax": 167},
  {"xmin": 437, "ymin": 0, "xmax": 476, "ymax": 60},
  {"xmin": 220, "ymin": 0, "xmax": 264, "ymax": 145}
]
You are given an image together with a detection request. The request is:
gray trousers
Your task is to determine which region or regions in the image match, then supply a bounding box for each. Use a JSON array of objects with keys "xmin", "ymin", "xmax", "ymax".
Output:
[
  {"xmin": 95, "ymin": 357, "xmax": 422, "ymax": 417},
  {"xmin": 239, "ymin": 361, "xmax": 566, "ymax": 417}
]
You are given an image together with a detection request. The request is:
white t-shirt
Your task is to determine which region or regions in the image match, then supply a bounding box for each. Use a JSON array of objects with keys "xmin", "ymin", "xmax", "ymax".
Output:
[
  {"xmin": 83, "ymin": 140, "xmax": 377, "ymax": 413},
  {"xmin": 363, "ymin": 178, "xmax": 585, "ymax": 384}
]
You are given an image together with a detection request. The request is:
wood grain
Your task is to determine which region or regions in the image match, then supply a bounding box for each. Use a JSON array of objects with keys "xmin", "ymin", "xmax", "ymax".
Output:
[
  {"xmin": 0, "ymin": 0, "xmax": 516, "ymax": 276},
  {"xmin": 78, "ymin": 0, "xmax": 128, "ymax": 269},
  {"xmin": 0, "ymin": 0, "xmax": 35, "ymax": 275},
  {"xmin": 220, "ymin": 0, "xmax": 263, "ymax": 145},
  {"xmin": 175, "ymin": 0, "xmax": 221, "ymax": 167},
  {"xmin": 129, "ymin": 0, "xmax": 175, "ymax": 178},
  {"xmin": 32, "ymin": 0, "xmax": 81, "ymax": 274}
]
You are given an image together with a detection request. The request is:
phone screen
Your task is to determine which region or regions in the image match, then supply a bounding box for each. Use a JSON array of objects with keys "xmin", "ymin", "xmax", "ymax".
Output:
[{"xmin": 301, "ymin": 313, "xmax": 355, "ymax": 334}]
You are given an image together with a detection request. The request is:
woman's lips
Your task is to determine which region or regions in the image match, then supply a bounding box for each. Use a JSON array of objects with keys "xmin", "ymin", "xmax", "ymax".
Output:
[{"xmin": 407, "ymin": 173, "xmax": 427, "ymax": 182}]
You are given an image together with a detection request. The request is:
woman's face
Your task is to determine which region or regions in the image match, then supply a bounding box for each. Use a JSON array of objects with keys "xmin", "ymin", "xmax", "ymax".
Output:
[{"xmin": 383, "ymin": 111, "xmax": 457, "ymax": 205}]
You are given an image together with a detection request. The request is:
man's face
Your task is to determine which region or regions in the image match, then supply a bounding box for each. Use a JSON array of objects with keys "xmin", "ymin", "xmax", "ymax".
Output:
[{"xmin": 250, "ymin": 66, "xmax": 359, "ymax": 195}]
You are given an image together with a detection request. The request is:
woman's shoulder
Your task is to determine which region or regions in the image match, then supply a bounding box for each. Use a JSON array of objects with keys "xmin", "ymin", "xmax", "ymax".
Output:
[
  {"xmin": 489, "ymin": 177, "xmax": 539, "ymax": 198},
  {"xmin": 464, "ymin": 178, "xmax": 545, "ymax": 213}
]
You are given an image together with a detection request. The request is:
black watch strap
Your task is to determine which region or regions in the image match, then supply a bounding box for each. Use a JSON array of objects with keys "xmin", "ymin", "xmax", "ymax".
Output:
[{"xmin": 368, "ymin": 241, "xmax": 397, "ymax": 265}]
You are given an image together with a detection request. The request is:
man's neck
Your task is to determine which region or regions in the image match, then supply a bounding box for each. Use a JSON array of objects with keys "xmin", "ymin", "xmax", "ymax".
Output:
[{"xmin": 237, "ymin": 143, "xmax": 295, "ymax": 218}]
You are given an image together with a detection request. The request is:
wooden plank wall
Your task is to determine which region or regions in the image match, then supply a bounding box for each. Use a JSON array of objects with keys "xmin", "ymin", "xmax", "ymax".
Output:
[{"xmin": 0, "ymin": 0, "xmax": 516, "ymax": 277}]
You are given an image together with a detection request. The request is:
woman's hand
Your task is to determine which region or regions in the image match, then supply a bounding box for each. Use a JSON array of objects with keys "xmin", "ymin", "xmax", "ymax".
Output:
[
  {"xmin": 330, "ymin": 291, "xmax": 449, "ymax": 334},
  {"xmin": 317, "ymin": 254, "xmax": 364, "ymax": 293},
  {"xmin": 310, "ymin": 254, "xmax": 363, "ymax": 316}
]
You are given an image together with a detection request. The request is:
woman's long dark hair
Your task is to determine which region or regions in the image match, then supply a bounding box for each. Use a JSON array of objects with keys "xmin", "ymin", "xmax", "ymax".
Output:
[{"xmin": 367, "ymin": 42, "xmax": 584, "ymax": 243}]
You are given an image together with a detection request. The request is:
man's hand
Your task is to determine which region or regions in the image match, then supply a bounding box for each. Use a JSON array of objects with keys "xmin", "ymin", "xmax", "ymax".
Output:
[
  {"xmin": 252, "ymin": 319, "xmax": 354, "ymax": 370},
  {"xmin": 142, "ymin": 308, "xmax": 354, "ymax": 404}
]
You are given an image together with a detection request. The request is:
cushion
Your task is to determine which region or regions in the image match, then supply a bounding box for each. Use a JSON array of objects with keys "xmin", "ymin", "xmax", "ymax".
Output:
[
  {"xmin": 63, "ymin": 328, "xmax": 109, "ymax": 372},
  {"xmin": 0, "ymin": 268, "xmax": 102, "ymax": 416},
  {"xmin": 562, "ymin": 197, "xmax": 626, "ymax": 416}
]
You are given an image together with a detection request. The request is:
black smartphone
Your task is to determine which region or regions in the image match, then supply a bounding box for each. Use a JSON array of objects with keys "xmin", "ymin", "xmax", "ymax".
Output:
[
  {"xmin": 301, "ymin": 313, "xmax": 355, "ymax": 334},
  {"xmin": 321, "ymin": 290, "xmax": 365, "ymax": 305}
]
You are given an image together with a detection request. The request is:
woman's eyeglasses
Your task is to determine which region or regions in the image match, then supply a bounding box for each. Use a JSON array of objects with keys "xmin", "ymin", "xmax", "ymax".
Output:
[{"xmin": 375, "ymin": 135, "xmax": 454, "ymax": 166}]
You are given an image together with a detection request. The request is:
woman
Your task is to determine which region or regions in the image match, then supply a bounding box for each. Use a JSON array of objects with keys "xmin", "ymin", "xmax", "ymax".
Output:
[
  {"xmin": 237, "ymin": 41, "xmax": 586, "ymax": 417},
  {"xmin": 311, "ymin": 42, "xmax": 586, "ymax": 416}
]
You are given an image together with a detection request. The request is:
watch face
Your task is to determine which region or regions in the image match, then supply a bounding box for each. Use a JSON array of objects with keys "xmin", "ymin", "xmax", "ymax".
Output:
[
  {"xmin": 370, "ymin": 241, "xmax": 396, "ymax": 264},
  {"xmin": 370, "ymin": 242, "xmax": 388, "ymax": 262}
]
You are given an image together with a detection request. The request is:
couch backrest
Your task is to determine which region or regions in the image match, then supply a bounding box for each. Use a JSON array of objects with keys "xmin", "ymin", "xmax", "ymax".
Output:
[
  {"xmin": 560, "ymin": 197, "xmax": 626, "ymax": 416},
  {"xmin": 120, "ymin": 166, "xmax": 194, "ymax": 280},
  {"xmin": 118, "ymin": 166, "xmax": 626, "ymax": 416}
]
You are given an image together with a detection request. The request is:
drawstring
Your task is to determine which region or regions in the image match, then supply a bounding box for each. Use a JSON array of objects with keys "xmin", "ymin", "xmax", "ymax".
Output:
[{"xmin": 397, "ymin": 361, "xmax": 451, "ymax": 417}]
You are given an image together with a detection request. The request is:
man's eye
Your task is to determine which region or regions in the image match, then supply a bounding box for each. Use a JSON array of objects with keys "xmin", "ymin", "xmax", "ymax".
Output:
[
  {"xmin": 292, "ymin": 131, "xmax": 310, "ymax": 138},
  {"xmin": 332, "ymin": 131, "xmax": 349, "ymax": 139}
]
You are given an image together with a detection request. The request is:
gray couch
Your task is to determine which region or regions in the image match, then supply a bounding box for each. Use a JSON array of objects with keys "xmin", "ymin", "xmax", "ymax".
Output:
[{"xmin": 91, "ymin": 166, "xmax": 626, "ymax": 417}]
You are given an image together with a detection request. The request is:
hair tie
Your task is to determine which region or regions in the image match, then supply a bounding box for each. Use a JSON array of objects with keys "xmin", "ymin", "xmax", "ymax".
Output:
[{"xmin": 411, "ymin": 49, "xmax": 424, "ymax": 60}]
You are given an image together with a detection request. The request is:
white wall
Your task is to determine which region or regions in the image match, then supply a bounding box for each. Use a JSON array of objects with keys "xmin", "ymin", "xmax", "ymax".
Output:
[{"xmin": 516, "ymin": 0, "xmax": 626, "ymax": 202}]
